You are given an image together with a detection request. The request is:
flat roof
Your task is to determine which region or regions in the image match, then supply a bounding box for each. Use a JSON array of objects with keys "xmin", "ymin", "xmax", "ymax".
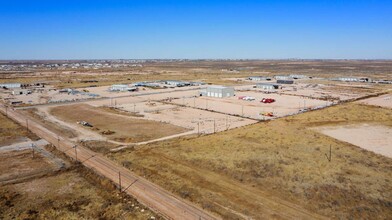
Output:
[{"xmin": 207, "ymin": 85, "xmax": 233, "ymax": 89}]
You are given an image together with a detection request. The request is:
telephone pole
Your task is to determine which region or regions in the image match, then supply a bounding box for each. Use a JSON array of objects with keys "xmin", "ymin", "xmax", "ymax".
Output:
[
  {"xmin": 74, "ymin": 145, "xmax": 78, "ymax": 161},
  {"xmin": 119, "ymin": 171, "xmax": 122, "ymax": 192},
  {"xmin": 325, "ymin": 145, "xmax": 332, "ymax": 162},
  {"xmin": 31, "ymin": 143, "xmax": 35, "ymax": 159}
]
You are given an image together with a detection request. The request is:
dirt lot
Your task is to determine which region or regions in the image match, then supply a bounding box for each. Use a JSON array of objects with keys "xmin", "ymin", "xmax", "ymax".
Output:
[
  {"xmin": 172, "ymin": 92, "xmax": 331, "ymax": 119},
  {"xmin": 358, "ymin": 93, "xmax": 392, "ymax": 108},
  {"xmin": 0, "ymin": 150, "xmax": 55, "ymax": 184},
  {"xmin": 110, "ymin": 103, "xmax": 392, "ymax": 219},
  {"xmin": 0, "ymin": 112, "xmax": 39, "ymax": 147},
  {"xmin": 116, "ymin": 101, "xmax": 257, "ymax": 134},
  {"xmin": 49, "ymin": 104, "xmax": 189, "ymax": 143},
  {"xmin": 0, "ymin": 168, "xmax": 160, "ymax": 220},
  {"xmin": 316, "ymin": 124, "xmax": 392, "ymax": 158}
]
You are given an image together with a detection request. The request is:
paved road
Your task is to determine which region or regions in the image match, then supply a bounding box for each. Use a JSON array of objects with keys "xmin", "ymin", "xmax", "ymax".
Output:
[{"xmin": 0, "ymin": 104, "xmax": 219, "ymax": 220}]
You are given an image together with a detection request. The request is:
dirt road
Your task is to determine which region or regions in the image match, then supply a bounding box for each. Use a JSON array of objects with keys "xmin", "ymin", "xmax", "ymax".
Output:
[{"xmin": 0, "ymin": 104, "xmax": 219, "ymax": 220}]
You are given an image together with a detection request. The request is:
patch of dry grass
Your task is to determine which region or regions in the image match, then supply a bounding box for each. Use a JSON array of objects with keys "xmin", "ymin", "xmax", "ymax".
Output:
[
  {"xmin": 0, "ymin": 168, "xmax": 160, "ymax": 220},
  {"xmin": 22, "ymin": 108, "xmax": 78, "ymax": 139},
  {"xmin": 111, "ymin": 103, "xmax": 392, "ymax": 219},
  {"xmin": 0, "ymin": 112, "xmax": 39, "ymax": 146}
]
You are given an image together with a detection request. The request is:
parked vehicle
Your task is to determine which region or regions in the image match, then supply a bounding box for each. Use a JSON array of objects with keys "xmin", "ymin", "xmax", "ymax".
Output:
[
  {"xmin": 239, "ymin": 96, "xmax": 255, "ymax": 101},
  {"xmin": 260, "ymin": 112, "xmax": 274, "ymax": 117},
  {"xmin": 261, "ymin": 98, "xmax": 275, "ymax": 103},
  {"xmin": 77, "ymin": 121, "xmax": 93, "ymax": 127}
]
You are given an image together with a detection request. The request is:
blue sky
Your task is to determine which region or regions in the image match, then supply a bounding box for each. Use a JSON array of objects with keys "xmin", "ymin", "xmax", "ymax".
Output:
[{"xmin": 0, "ymin": 0, "xmax": 391, "ymax": 59}]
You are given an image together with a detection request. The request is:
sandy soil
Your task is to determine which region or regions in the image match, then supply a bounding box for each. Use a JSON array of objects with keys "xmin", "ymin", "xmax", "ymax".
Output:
[
  {"xmin": 49, "ymin": 104, "xmax": 189, "ymax": 143},
  {"xmin": 118, "ymin": 101, "xmax": 257, "ymax": 134},
  {"xmin": 172, "ymin": 91, "xmax": 331, "ymax": 119},
  {"xmin": 316, "ymin": 124, "xmax": 392, "ymax": 158},
  {"xmin": 358, "ymin": 94, "xmax": 392, "ymax": 108},
  {"xmin": 85, "ymin": 84, "xmax": 203, "ymax": 98}
]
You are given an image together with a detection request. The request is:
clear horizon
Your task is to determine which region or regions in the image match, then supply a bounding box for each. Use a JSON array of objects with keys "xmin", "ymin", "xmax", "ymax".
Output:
[{"xmin": 1, "ymin": 0, "xmax": 391, "ymax": 60}]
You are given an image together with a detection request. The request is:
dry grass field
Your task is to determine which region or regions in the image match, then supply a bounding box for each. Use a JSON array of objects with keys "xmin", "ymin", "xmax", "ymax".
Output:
[
  {"xmin": 110, "ymin": 103, "xmax": 392, "ymax": 219},
  {"xmin": 23, "ymin": 108, "xmax": 78, "ymax": 139},
  {"xmin": 50, "ymin": 104, "xmax": 189, "ymax": 143},
  {"xmin": 0, "ymin": 112, "xmax": 39, "ymax": 146},
  {"xmin": 0, "ymin": 150, "xmax": 52, "ymax": 183},
  {"xmin": 0, "ymin": 168, "xmax": 160, "ymax": 220},
  {"xmin": 0, "ymin": 110, "xmax": 160, "ymax": 219}
]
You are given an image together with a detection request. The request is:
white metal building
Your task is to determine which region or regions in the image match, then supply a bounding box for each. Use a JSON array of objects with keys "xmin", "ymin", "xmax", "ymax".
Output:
[
  {"xmin": 289, "ymin": 74, "xmax": 308, "ymax": 79},
  {"xmin": 256, "ymin": 83, "xmax": 280, "ymax": 90},
  {"xmin": 203, "ymin": 86, "xmax": 235, "ymax": 98},
  {"xmin": 110, "ymin": 84, "xmax": 137, "ymax": 92},
  {"xmin": 0, "ymin": 83, "xmax": 21, "ymax": 89},
  {"xmin": 274, "ymin": 75, "xmax": 292, "ymax": 80},
  {"xmin": 248, "ymin": 76, "xmax": 272, "ymax": 81}
]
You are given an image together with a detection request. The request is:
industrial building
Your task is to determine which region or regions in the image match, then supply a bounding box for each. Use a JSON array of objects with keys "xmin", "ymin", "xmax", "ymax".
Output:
[
  {"xmin": 277, "ymin": 79, "xmax": 294, "ymax": 84},
  {"xmin": 12, "ymin": 89, "xmax": 32, "ymax": 95},
  {"xmin": 165, "ymin": 80, "xmax": 190, "ymax": 87},
  {"xmin": 256, "ymin": 83, "xmax": 280, "ymax": 90},
  {"xmin": 332, "ymin": 77, "xmax": 359, "ymax": 82},
  {"xmin": 0, "ymin": 83, "xmax": 22, "ymax": 89},
  {"xmin": 274, "ymin": 75, "xmax": 292, "ymax": 80},
  {"xmin": 289, "ymin": 74, "xmax": 308, "ymax": 79},
  {"xmin": 201, "ymin": 86, "xmax": 235, "ymax": 98},
  {"xmin": 248, "ymin": 76, "xmax": 272, "ymax": 81},
  {"xmin": 110, "ymin": 84, "xmax": 137, "ymax": 92}
]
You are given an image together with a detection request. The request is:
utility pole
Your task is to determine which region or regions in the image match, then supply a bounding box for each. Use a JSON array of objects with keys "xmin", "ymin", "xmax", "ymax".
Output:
[
  {"xmin": 197, "ymin": 121, "xmax": 200, "ymax": 135},
  {"xmin": 119, "ymin": 171, "xmax": 122, "ymax": 192},
  {"xmin": 325, "ymin": 145, "xmax": 332, "ymax": 162},
  {"xmin": 74, "ymin": 145, "xmax": 77, "ymax": 161},
  {"xmin": 31, "ymin": 143, "xmax": 35, "ymax": 159},
  {"xmin": 206, "ymin": 100, "xmax": 208, "ymax": 109},
  {"xmin": 213, "ymin": 119, "xmax": 216, "ymax": 133}
]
